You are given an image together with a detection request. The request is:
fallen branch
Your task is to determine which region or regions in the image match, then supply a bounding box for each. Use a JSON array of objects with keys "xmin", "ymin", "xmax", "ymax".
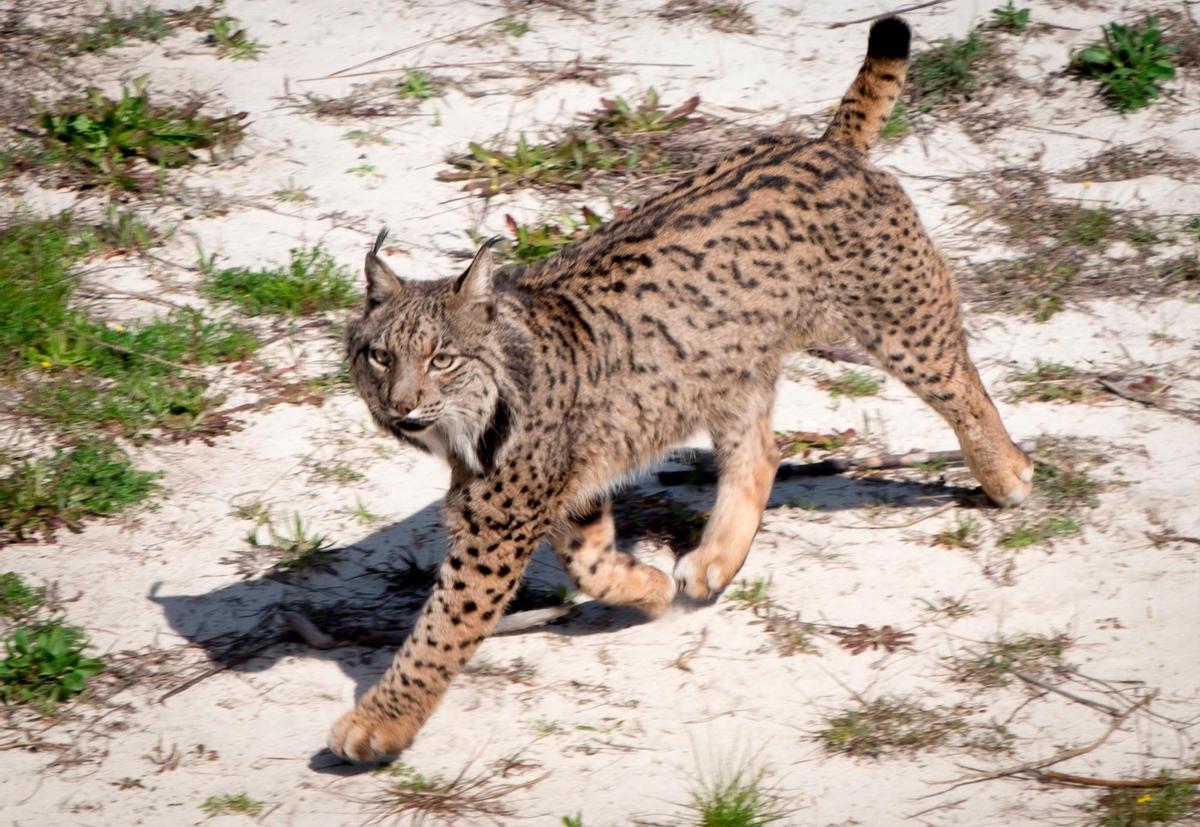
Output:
[
  {"xmin": 1011, "ymin": 670, "xmax": 1122, "ymax": 716},
  {"xmin": 929, "ymin": 694, "xmax": 1153, "ymax": 795},
  {"xmin": 658, "ymin": 441, "xmax": 1039, "ymax": 486},
  {"xmin": 825, "ymin": 0, "xmax": 947, "ymax": 28},
  {"xmin": 1030, "ymin": 768, "xmax": 1200, "ymax": 789}
]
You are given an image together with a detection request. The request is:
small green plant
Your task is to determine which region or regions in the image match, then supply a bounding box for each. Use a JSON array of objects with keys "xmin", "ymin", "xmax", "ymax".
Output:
[
  {"xmin": 344, "ymin": 497, "xmax": 380, "ymax": 526},
  {"xmin": 37, "ymin": 80, "xmax": 244, "ymax": 190},
  {"xmin": 1065, "ymin": 208, "xmax": 1113, "ymax": 245},
  {"xmin": 1, "ymin": 442, "xmax": 162, "ymax": 544},
  {"xmin": 880, "ymin": 103, "xmax": 909, "ymax": 138},
  {"xmin": 347, "ymin": 162, "xmax": 379, "ymax": 177},
  {"xmin": 948, "ymin": 633, "xmax": 1071, "ymax": 687},
  {"xmin": 562, "ymin": 815, "xmax": 585, "ymax": 827},
  {"xmin": 1071, "ymin": 17, "xmax": 1178, "ymax": 111},
  {"xmin": 998, "ymin": 514, "xmax": 1081, "ymax": 549},
  {"xmin": 687, "ymin": 759, "xmax": 790, "ymax": 826},
  {"xmin": 439, "ymin": 89, "xmax": 702, "ymax": 195},
  {"xmin": 76, "ymin": 4, "xmax": 176, "ymax": 52},
  {"xmin": 308, "ymin": 461, "xmax": 364, "ymax": 484},
  {"xmin": 200, "ymin": 793, "xmax": 266, "ymax": 817},
  {"xmin": 1008, "ymin": 361, "xmax": 1087, "ymax": 402},
  {"xmin": 207, "ymin": 17, "xmax": 265, "ymax": 60},
  {"xmin": 396, "ymin": 69, "xmax": 439, "ymax": 100},
  {"xmin": 274, "ymin": 176, "xmax": 312, "ymax": 203},
  {"xmin": 493, "ymin": 208, "xmax": 604, "ymax": 263},
  {"xmin": 90, "ymin": 205, "xmax": 160, "ymax": 253},
  {"xmin": 989, "ymin": 2, "xmax": 1030, "ymax": 34},
  {"xmin": 246, "ymin": 512, "xmax": 334, "ymax": 571},
  {"xmin": 661, "ymin": 0, "xmax": 756, "ymax": 35},
  {"xmin": 933, "ymin": 514, "xmax": 980, "ymax": 549},
  {"xmin": 344, "ymin": 129, "xmax": 389, "ymax": 146},
  {"xmin": 0, "ymin": 623, "xmax": 104, "ymax": 713},
  {"xmin": 1096, "ymin": 779, "xmax": 1197, "ymax": 826},
  {"xmin": 726, "ymin": 578, "xmax": 771, "ymax": 611},
  {"xmin": 1034, "ymin": 460, "xmax": 1101, "ymax": 508},
  {"xmin": 909, "ymin": 28, "xmax": 990, "ymax": 104},
  {"xmin": 1033, "ymin": 294, "xmax": 1064, "ymax": 322},
  {"xmin": 774, "ymin": 429, "xmax": 852, "ymax": 458},
  {"xmin": 0, "ymin": 573, "xmax": 46, "ymax": 620},
  {"xmin": 816, "ymin": 697, "xmax": 967, "ymax": 757},
  {"xmin": 201, "ymin": 246, "xmax": 359, "ymax": 316},
  {"xmin": 820, "ymin": 370, "xmax": 882, "ymax": 398},
  {"xmin": 501, "ymin": 17, "xmax": 530, "ymax": 37}
]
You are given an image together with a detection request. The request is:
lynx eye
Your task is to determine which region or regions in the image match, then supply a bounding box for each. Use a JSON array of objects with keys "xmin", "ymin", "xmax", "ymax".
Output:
[
  {"xmin": 368, "ymin": 347, "xmax": 392, "ymax": 368},
  {"xmin": 430, "ymin": 353, "xmax": 455, "ymax": 370}
]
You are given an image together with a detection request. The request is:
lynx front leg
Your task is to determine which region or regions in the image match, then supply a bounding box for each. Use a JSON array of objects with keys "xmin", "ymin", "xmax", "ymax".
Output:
[
  {"xmin": 550, "ymin": 500, "xmax": 676, "ymax": 616},
  {"xmin": 674, "ymin": 393, "xmax": 780, "ymax": 600},
  {"xmin": 328, "ymin": 474, "xmax": 555, "ymax": 763}
]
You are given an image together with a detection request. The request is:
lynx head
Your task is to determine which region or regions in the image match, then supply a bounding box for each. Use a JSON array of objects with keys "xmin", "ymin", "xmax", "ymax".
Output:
[{"xmin": 346, "ymin": 229, "xmax": 527, "ymax": 475}]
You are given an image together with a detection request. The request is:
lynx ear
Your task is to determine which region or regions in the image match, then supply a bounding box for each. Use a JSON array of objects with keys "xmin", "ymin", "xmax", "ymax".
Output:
[
  {"xmin": 364, "ymin": 226, "xmax": 403, "ymax": 307},
  {"xmin": 449, "ymin": 237, "xmax": 500, "ymax": 311}
]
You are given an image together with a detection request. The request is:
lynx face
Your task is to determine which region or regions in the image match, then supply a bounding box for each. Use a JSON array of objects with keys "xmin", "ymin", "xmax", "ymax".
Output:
[{"xmin": 345, "ymin": 236, "xmax": 524, "ymax": 474}]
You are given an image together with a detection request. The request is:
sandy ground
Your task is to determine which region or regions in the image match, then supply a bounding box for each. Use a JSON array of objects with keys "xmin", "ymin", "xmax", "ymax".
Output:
[{"xmin": 2, "ymin": 0, "xmax": 1199, "ymax": 825}]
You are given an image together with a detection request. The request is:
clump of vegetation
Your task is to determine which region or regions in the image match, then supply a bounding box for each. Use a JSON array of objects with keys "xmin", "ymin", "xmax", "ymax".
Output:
[
  {"xmin": 36, "ymin": 80, "xmax": 245, "ymax": 190},
  {"xmin": 0, "ymin": 212, "xmax": 255, "ymax": 537},
  {"xmin": 0, "ymin": 622, "xmax": 104, "ymax": 713},
  {"xmin": 819, "ymin": 370, "xmax": 882, "ymax": 399},
  {"xmin": 500, "ymin": 17, "xmax": 530, "ymax": 38},
  {"xmin": 201, "ymin": 246, "xmax": 359, "ymax": 316},
  {"xmin": 659, "ymin": 0, "xmax": 756, "ymax": 35},
  {"xmin": 1095, "ymin": 779, "xmax": 1197, "ymax": 827},
  {"xmin": 988, "ymin": 2, "xmax": 1030, "ymax": 34},
  {"xmin": 948, "ymin": 633, "xmax": 1071, "ymax": 688},
  {"xmin": 686, "ymin": 759, "xmax": 790, "ymax": 826},
  {"xmin": 395, "ymin": 68, "xmax": 440, "ymax": 100},
  {"xmin": 726, "ymin": 578, "xmax": 772, "ymax": 611},
  {"xmin": 909, "ymin": 28, "xmax": 991, "ymax": 105},
  {"xmin": 998, "ymin": 513, "xmax": 1081, "ymax": 549},
  {"xmin": 439, "ymin": 89, "xmax": 705, "ymax": 195},
  {"xmin": 200, "ymin": 793, "xmax": 266, "ymax": 817},
  {"xmin": 244, "ymin": 512, "xmax": 334, "ymax": 572},
  {"xmin": 1071, "ymin": 17, "xmax": 1178, "ymax": 111},
  {"xmin": 933, "ymin": 513, "xmax": 980, "ymax": 549},
  {"xmin": 0, "ymin": 442, "xmax": 162, "ymax": 545},
  {"xmin": 1034, "ymin": 460, "xmax": 1101, "ymax": 509},
  {"xmin": 1007, "ymin": 361, "xmax": 1088, "ymax": 403},
  {"xmin": 774, "ymin": 428, "xmax": 854, "ymax": 459},
  {"xmin": 368, "ymin": 760, "xmax": 545, "ymax": 823},
  {"xmin": 722, "ymin": 577, "xmax": 817, "ymax": 656},
  {"xmin": 75, "ymin": 4, "xmax": 176, "ymax": 52},
  {"xmin": 489, "ymin": 209, "xmax": 604, "ymax": 264},
  {"xmin": 816, "ymin": 697, "xmax": 967, "ymax": 757},
  {"xmin": 0, "ymin": 573, "xmax": 45, "ymax": 620},
  {"xmin": 207, "ymin": 17, "xmax": 266, "ymax": 60},
  {"xmin": 880, "ymin": 103, "xmax": 909, "ymax": 138}
]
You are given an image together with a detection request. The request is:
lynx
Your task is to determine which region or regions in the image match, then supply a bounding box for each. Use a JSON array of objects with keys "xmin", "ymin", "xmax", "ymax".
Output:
[{"xmin": 330, "ymin": 15, "xmax": 1032, "ymax": 762}]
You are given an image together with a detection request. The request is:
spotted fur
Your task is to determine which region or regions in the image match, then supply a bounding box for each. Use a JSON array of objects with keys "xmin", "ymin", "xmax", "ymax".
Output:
[{"xmin": 331, "ymin": 15, "xmax": 1032, "ymax": 762}]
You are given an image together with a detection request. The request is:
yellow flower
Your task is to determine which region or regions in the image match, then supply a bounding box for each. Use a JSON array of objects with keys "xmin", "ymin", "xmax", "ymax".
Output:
[
  {"xmin": 113, "ymin": 323, "xmax": 125, "ymax": 332},
  {"xmin": 488, "ymin": 158, "xmax": 500, "ymax": 167},
  {"xmin": 40, "ymin": 360, "xmax": 51, "ymax": 368},
  {"xmin": 1083, "ymin": 180, "xmax": 1093, "ymax": 189},
  {"xmin": 1137, "ymin": 794, "xmax": 1153, "ymax": 804}
]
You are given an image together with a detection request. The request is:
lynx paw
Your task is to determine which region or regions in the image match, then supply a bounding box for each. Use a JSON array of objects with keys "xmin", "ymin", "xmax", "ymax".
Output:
[
  {"xmin": 673, "ymin": 550, "xmax": 733, "ymax": 601},
  {"xmin": 980, "ymin": 444, "xmax": 1034, "ymax": 508},
  {"xmin": 635, "ymin": 553, "xmax": 678, "ymax": 615},
  {"xmin": 328, "ymin": 705, "xmax": 417, "ymax": 764}
]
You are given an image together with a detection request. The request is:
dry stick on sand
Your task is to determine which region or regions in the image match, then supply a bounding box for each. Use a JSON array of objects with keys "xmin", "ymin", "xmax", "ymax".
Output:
[
  {"xmin": 657, "ymin": 441, "xmax": 1040, "ymax": 486},
  {"xmin": 1029, "ymin": 769, "xmax": 1200, "ymax": 789},
  {"xmin": 927, "ymin": 694, "xmax": 1154, "ymax": 797}
]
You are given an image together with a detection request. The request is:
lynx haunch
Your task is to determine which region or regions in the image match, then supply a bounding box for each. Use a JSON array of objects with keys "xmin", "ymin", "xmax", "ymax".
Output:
[{"xmin": 331, "ymin": 15, "xmax": 1032, "ymax": 762}]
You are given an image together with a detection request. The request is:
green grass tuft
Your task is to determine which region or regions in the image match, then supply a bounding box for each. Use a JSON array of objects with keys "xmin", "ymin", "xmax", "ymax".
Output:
[
  {"xmin": 0, "ymin": 442, "xmax": 162, "ymax": 544},
  {"xmin": 208, "ymin": 17, "xmax": 266, "ymax": 60},
  {"xmin": 36, "ymin": 80, "xmax": 244, "ymax": 190},
  {"xmin": 0, "ymin": 573, "xmax": 46, "ymax": 620},
  {"xmin": 1071, "ymin": 17, "xmax": 1178, "ymax": 111},
  {"xmin": 817, "ymin": 697, "xmax": 967, "ymax": 757},
  {"xmin": 687, "ymin": 759, "xmax": 790, "ymax": 826},
  {"xmin": 200, "ymin": 793, "xmax": 266, "ymax": 817},
  {"xmin": 76, "ymin": 4, "xmax": 176, "ymax": 52},
  {"xmin": 820, "ymin": 370, "xmax": 882, "ymax": 398},
  {"xmin": 909, "ymin": 28, "xmax": 990, "ymax": 105},
  {"xmin": 988, "ymin": 2, "xmax": 1030, "ymax": 34},
  {"xmin": 1097, "ymin": 779, "xmax": 1197, "ymax": 826},
  {"xmin": 201, "ymin": 246, "xmax": 360, "ymax": 316},
  {"xmin": 0, "ymin": 622, "xmax": 104, "ymax": 713}
]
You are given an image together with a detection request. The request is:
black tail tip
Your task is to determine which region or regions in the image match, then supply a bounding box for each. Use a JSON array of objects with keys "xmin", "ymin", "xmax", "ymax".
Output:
[{"xmin": 867, "ymin": 16, "xmax": 911, "ymax": 60}]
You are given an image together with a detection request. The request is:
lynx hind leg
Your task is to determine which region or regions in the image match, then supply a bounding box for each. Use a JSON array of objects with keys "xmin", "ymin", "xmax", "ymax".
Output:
[
  {"xmin": 674, "ymin": 393, "xmax": 780, "ymax": 601},
  {"xmin": 845, "ymin": 241, "xmax": 1032, "ymax": 506},
  {"xmin": 550, "ymin": 500, "xmax": 676, "ymax": 617}
]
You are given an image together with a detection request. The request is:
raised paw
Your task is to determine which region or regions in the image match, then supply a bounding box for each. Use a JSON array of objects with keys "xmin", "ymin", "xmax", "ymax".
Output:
[
  {"xmin": 327, "ymin": 703, "xmax": 418, "ymax": 764},
  {"xmin": 633, "ymin": 553, "xmax": 678, "ymax": 616},
  {"xmin": 673, "ymin": 548, "xmax": 735, "ymax": 601}
]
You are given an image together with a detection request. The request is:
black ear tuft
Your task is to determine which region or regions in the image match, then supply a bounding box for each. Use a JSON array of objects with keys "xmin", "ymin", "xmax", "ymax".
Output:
[{"xmin": 364, "ymin": 225, "xmax": 402, "ymax": 307}]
